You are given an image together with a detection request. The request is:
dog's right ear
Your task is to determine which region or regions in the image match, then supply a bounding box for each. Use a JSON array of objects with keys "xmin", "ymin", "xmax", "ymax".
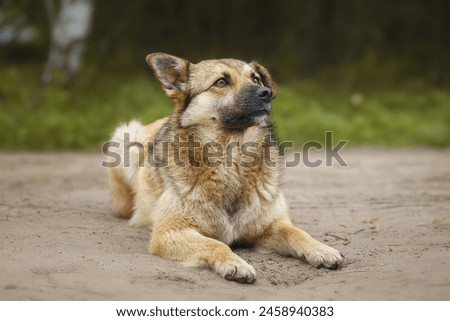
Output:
[{"xmin": 146, "ymin": 53, "xmax": 190, "ymax": 100}]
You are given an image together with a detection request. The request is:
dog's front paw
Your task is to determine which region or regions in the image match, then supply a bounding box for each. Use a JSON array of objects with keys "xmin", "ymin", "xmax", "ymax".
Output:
[
  {"xmin": 215, "ymin": 258, "xmax": 256, "ymax": 284},
  {"xmin": 303, "ymin": 240, "xmax": 344, "ymax": 270}
]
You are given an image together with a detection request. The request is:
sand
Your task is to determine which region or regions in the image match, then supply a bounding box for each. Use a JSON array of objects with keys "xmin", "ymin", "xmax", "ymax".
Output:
[{"xmin": 1, "ymin": 149, "xmax": 449, "ymax": 300}]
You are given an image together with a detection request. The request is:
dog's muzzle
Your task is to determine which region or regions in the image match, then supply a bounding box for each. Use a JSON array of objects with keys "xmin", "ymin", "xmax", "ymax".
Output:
[{"xmin": 224, "ymin": 86, "xmax": 273, "ymax": 130}]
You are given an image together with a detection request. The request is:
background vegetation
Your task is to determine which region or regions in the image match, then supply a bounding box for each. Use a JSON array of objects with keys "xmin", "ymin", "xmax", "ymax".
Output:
[{"xmin": 1, "ymin": 0, "xmax": 449, "ymax": 150}]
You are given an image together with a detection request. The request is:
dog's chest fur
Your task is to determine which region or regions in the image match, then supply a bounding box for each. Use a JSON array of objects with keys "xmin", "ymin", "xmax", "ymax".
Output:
[
  {"xmin": 152, "ymin": 124, "xmax": 281, "ymax": 244},
  {"xmin": 184, "ymin": 161, "xmax": 279, "ymax": 244},
  {"xmin": 166, "ymin": 129, "xmax": 279, "ymax": 212}
]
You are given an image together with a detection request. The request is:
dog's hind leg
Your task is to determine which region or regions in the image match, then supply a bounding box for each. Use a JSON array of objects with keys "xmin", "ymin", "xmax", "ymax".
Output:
[
  {"xmin": 150, "ymin": 227, "xmax": 256, "ymax": 284},
  {"xmin": 109, "ymin": 168, "xmax": 134, "ymax": 219},
  {"xmin": 128, "ymin": 172, "xmax": 159, "ymax": 227}
]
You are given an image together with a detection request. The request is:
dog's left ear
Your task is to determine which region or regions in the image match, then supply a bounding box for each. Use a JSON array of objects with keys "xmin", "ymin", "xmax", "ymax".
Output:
[
  {"xmin": 250, "ymin": 62, "xmax": 277, "ymax": 99},
  {"xmin": 146, "ymin": 52, "xmax": 190, "ymax": 100}
]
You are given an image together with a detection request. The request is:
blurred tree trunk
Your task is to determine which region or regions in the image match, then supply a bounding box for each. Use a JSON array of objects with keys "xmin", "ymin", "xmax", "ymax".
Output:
[{"xmin": 41, "ymin": 0, "xmax": 93, "ymax": 85}]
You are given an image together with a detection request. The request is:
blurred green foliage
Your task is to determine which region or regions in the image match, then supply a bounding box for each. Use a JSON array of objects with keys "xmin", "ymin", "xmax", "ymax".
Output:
[
  {"xmin": 0, "ymin": 64, "xmax": 448, "ymax": 151},
  {"xmin": 1, "ymin": 0, "xmax": 449, "ymax": 150},
  {"xmin": 2, "ymin": 0, "xmax": 449, "ymax": 83}
]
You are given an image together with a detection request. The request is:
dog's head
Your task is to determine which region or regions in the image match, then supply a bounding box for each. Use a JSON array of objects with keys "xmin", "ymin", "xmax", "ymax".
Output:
[{"xmin": 146, "ymin": 52, "xmax": 277, "ymax": 131}]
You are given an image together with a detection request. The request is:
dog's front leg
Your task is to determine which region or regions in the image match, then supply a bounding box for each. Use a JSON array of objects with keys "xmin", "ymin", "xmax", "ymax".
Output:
[
  {"xmin": 149, "ymin": 228, "xmax": 256, "ymax": 284},
  {"xmin": 259, "ymin": 219, "xmax": 344, "ymax": 269}
]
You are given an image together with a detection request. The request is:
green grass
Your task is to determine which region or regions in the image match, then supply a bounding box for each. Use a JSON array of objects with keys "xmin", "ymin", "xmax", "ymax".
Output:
[
  {"xmin": 0, "ymin": 64, "xmax": 449, "ymax": 150},
  {"xmin": 274, "ymin": 81, "xmax": 450, "ymax": 147}
]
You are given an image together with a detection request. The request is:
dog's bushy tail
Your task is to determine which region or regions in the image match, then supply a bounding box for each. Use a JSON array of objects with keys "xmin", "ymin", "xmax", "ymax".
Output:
[{"xmin": 110, "ymin": 119, "xmax": 148, "ymax": 188}]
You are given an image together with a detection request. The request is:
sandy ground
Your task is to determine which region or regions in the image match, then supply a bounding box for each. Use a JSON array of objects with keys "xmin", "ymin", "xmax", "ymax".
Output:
[{"xmin": 1, "ymin": 149, "xmax": 449, "ymax": 300}]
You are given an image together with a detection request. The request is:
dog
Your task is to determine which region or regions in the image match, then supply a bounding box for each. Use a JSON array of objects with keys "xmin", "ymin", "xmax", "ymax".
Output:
[{"xmin": 107, "ymin": 53, "xmax": 343, "ymax": 284}]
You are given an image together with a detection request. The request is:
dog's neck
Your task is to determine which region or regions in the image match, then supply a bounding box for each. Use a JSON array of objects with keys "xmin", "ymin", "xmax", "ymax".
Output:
[{"xmin": 173, "ymin": 118, "xmax": 276, "ymax": 147}]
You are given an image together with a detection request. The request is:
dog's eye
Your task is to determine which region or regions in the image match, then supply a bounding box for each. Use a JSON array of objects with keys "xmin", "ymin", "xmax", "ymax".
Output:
[
  {"xmin": 252, "ymin": 76, "xmax": 261, "ymax": 85},
  {"xmin": 214, "ymin": 78, "xmax": 228, "ymax": 88}
]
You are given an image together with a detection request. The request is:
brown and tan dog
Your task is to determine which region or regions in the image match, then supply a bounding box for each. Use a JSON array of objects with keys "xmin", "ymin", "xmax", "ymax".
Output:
[{"xmin": 107, "ymin": 53, "xmax": 343, "ymax": 284}]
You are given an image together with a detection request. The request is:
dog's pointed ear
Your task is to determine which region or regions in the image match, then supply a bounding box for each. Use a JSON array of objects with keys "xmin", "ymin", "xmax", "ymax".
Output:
[
  {"xmin": 249, "ymin": 62, "xmax": 277, "ymax": 99},
  {"xmin": 146, "ymin": 53, "xmax": 190, "ymax": 99}
]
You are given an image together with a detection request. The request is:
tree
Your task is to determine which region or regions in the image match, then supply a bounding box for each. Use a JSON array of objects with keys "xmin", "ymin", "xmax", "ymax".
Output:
[{"xmin": 41, "ymin": 0, "xmax": 93, "ymax": 85}]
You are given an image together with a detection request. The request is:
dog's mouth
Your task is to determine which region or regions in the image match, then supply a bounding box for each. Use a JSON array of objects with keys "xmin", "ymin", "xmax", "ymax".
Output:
[
  {"xmin": 225, "ymin": 110, "xmax": 270, "ymax": 129},
  {"xmin": 224, "ymin": 108, "xmax": 271, "ymax": 130}
]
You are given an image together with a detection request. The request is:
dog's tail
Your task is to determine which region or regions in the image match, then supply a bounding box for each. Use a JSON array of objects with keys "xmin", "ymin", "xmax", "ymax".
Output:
[
  {"xmin": 109, "ymin": 119, "xmax": 148, "ymax": 187},
  {"xmin": 107, "ymin": 120, "xmax": 148, "ymax": 221}
]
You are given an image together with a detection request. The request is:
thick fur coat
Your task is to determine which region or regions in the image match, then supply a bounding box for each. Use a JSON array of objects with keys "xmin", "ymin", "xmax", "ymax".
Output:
[{"xmin": 107, "ymin": 53, "xmax": 343, "ymax": 283}]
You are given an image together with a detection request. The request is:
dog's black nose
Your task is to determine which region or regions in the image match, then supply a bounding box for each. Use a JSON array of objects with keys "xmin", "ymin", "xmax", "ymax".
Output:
[{"xmin": 256, "ymin": 87, "xmax": 272, "ymax": 103}]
